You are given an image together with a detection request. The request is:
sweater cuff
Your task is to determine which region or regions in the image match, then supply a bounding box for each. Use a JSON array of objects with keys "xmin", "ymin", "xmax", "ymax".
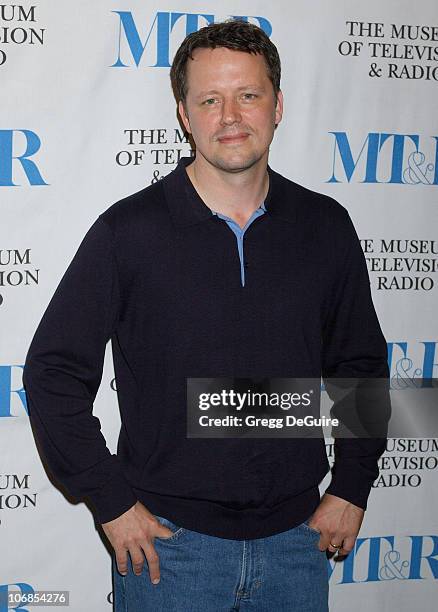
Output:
[
  {"xmin": 87, "ymin": 471, "xmax": 138, "ymax": 524},
  {"xmin": 324, "ymin": 467, "xmax": 375, "ymax": 511}
]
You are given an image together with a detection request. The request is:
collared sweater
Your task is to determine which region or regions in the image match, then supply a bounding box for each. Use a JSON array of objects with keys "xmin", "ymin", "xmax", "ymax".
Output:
[{"xmin": 22, "ymin": 156, "xmax": 388, "ymax": 539}]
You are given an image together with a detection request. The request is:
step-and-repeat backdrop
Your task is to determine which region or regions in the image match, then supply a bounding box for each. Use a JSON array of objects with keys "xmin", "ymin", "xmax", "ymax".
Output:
[{"xmin": 2, "ymin": 1, "xmax": 437, "ymax": 610}]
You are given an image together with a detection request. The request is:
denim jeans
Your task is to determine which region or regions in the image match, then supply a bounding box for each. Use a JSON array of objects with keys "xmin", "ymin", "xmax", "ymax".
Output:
[{"xmin": 112, "ymin": 513, "xmax": 329, "ymax": 611}]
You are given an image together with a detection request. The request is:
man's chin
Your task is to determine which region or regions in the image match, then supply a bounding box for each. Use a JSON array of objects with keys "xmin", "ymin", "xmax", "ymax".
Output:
[{"xmin": 208, "ymin": 153, "xmax": 262, "ymax": 174}]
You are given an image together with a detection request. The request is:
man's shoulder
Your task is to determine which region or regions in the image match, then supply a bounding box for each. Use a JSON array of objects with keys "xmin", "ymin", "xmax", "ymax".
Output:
[
  {"xmin": 270, "ymin": 166, "xmax": 351, "ymax": 226},
  {"xmin": 98, "ymin": 177, "xmax": 169, "ymax": 235}
]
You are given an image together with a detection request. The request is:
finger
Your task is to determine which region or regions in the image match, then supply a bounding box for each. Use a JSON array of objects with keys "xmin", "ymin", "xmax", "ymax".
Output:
[
  {"xmin": 149, "ymin": 515, "xmax": 174, "ymax": 539},
  {"xmin": 143, "ymin": 540, "xmax": 161, "ymax": 585},
  {"xmin": 155, "ymin": 522, "xmax": 174, "ymax": 539},
  {"xmin": 307, "ymin": 523, "xmax": 325, "ymax": 551},
  {"xmin": 327, "ymin": 542, "xmax": 343, "ymax": 553},
  {"xmin": 129, "ymin": 546, "xmax": 146, "ymax": 576},
  {"xmin": 317, "ymin": 532, "xmax": 332, "ymax": 552},
  {"xmin": 319, "ymin": 533, "xmax": 343, "ymax": 553},
  {"xmin": 337, "ymin": 535, "xmax": 355, "ymax": 556},
  {"xmin": 115, "ymin": 548, "xmax": 129, "ymax": 575}
]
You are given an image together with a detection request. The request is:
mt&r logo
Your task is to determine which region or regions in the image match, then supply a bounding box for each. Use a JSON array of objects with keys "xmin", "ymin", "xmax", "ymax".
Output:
[
  {"xmin": 328, "ymin": 132, "xmax": 438, "ymax": 184},
  {"xmin": 111, "ymin": 11, "xmax": 271, "ymax": 68}
]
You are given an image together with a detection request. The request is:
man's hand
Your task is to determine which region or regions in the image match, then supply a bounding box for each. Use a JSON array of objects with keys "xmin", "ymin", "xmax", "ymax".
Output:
[
  {"xmin": 307, "ymin": 493, "xmax": 364, "ymax": 556},
  {"xmin": 101, "ymin": 501, "xmax": 174, "ymax": 584}
]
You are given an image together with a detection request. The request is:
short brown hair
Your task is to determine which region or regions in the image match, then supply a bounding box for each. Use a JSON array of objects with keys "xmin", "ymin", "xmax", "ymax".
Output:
[{"xmin": 170, "ymin": 19, "xmax": 281, "ymax": 104}]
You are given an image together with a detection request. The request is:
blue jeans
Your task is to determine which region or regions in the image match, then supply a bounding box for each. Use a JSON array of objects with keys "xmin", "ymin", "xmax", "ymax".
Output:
[{"xmin": 112, "ymin": 513, "xmax": 329, "ymax": 611}]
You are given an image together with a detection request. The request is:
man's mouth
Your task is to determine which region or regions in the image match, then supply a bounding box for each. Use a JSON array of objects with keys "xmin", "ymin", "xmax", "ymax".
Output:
[{"xmin": 217, "ymin": 133, "xmax": 249, "ymax": 143}]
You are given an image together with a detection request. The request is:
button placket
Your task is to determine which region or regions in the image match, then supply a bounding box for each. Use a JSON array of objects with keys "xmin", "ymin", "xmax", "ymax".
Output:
[{"xmin": 212, "ymin": 204, "xmax": 266, "ymax": 287}]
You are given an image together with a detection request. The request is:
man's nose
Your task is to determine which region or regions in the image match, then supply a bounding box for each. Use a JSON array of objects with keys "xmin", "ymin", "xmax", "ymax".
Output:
[{"xmin": 220, "ymin": 98, "xmax": 242, "ymax": 125}]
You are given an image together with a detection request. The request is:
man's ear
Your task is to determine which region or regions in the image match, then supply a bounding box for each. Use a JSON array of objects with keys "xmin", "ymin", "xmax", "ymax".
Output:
[
  {"xmin": 274, "ymin": 89, "xmax": 283, "ymax": 127},
  {"xmin": 178, "ymin": 100, "xmax": 191, "ymax": 134}
]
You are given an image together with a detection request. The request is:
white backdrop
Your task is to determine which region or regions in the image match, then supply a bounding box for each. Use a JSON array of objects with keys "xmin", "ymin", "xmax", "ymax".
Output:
[{"xmin": 1, "ymin": 1, "xmax": 438, "ymax": 610}]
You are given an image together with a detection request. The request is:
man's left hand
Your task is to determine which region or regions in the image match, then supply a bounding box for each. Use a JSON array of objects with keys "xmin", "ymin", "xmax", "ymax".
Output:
[{"xmin": 307, "ymin": 492, "xmax": 364, "ymax": 556}]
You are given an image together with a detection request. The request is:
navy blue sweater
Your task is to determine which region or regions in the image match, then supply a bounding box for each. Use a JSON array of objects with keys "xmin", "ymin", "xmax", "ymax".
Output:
[{"xmin": 22, "ymin": 156, "xmax": 388, "ymax": 539}]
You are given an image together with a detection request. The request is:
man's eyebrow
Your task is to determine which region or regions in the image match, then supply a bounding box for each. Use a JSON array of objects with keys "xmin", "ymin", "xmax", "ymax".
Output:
[
  {"xmin": 195, "ymin": 85, "xmax": 266, "ymax": 99},
  {"xmin": 195, "ymin": 90, "xmax": 220, "ymax": 99}
]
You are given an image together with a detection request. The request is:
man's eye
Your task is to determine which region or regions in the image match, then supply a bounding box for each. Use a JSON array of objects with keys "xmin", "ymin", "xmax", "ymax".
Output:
[
  {"xmin": 243, "ymin": 93, "xmax": 257, "ymax": 100},
  {"xmin": 203, "ymin": 98, "xmax": 217, "ymax": 105}
]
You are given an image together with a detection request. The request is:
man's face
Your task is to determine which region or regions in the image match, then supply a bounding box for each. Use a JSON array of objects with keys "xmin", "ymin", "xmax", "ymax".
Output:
[{"xmin": 178, "ymin": 46, "xmax": 283, "ymax": 173}]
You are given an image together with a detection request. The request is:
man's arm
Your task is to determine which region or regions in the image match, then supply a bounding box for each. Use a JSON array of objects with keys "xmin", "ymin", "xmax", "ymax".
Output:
[
  {"xmin": 321, "ymin": 207, "xmax": 389, "ymax": 509},
  {"xmin": 23, "ymin": 216, "xmax": 183, "ymax": 584},
  {"xmin": 308, "ymin": 205, "xmax": 389, "ymax": 554},
  {"xmin": 22, "ymin": 216, "xmax": 138, "ymax": 524}
]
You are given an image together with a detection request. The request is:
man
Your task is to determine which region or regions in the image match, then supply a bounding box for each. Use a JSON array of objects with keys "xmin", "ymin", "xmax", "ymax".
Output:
[{"xmin": 23, "ymin": 20, "xmax": 388, "ymax": 611}]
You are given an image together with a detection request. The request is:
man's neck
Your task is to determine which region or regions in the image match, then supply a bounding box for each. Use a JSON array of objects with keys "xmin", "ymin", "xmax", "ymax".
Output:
[{"xmin": 185, "ymin": 155, "xmax": 269, "ymax": 229}]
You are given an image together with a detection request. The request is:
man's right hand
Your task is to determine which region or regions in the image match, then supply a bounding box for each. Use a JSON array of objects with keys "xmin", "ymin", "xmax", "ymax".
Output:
[{"xmin": 101, "ymin": 501, "xmax": 174, "ymax": 585}]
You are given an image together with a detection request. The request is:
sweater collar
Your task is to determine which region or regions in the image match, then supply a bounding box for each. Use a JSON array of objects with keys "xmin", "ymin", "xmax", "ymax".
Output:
[{"xmin": 163, "ymin": 156, "xmax": 296, "ymax": 227}]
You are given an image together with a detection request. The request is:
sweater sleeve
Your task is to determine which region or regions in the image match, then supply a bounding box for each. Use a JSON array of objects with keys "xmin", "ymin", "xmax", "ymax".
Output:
[
  {"xmin": 22, "ymin": 216, "xmax": 138, "ymax": 524},
  {"xmin": 322, "ymin": 208, "xmax": 389, "ymax": 511}
]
